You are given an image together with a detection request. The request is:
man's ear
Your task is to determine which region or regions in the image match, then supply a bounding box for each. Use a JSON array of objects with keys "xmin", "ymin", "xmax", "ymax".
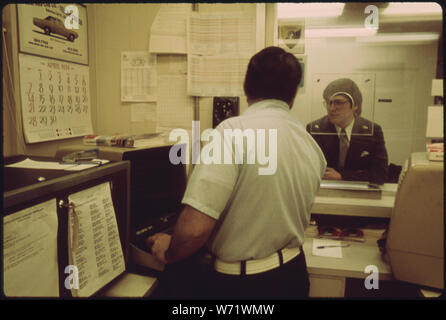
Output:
[{"xmin": 352, "ymin": 105, "xmax": 359, "ymax": 114}]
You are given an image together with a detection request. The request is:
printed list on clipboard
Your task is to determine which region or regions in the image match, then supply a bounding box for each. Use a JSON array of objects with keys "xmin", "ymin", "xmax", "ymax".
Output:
[{"xmin": 67, "ymin": 182, "xmax": 125, "ymax": 297}]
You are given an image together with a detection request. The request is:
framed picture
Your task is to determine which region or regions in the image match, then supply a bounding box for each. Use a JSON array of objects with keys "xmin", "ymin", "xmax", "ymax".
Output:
[
  {"xmin": 278, "ymin": 20, "xmax": 305, "ymax": 54},
  {"xmin": 17, "ymin": 4, "xmax": 88, "ymax": 65}
]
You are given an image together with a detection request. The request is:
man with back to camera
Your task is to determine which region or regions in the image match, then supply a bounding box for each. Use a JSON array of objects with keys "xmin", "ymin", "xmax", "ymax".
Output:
[
  {"xmin": 146, "ymin": 46, "xmax": 326, "ymax": 299},
  {"xmin": 306, "ymin": 78, "xmax": 388, "ymax": 185}
]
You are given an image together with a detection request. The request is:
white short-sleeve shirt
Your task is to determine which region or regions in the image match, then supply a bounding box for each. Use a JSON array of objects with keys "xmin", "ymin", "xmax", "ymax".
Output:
[{"xmin": 182, "ymin": 99, "xmax": 326, "ymax": 262}]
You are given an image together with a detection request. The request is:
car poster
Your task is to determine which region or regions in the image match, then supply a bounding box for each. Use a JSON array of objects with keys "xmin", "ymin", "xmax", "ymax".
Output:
[{"xmin": 17, "ymin": 4, "xmax": 88, "ymax": 65}]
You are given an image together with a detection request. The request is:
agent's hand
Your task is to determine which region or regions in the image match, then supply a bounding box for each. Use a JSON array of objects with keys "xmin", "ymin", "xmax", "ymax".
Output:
[
  {"xmin": 324, "ymin": 167, "xmax": 342, "ymax": 180},
  {"xmin": 145, "ymin": 233, "xmax": 172, "ymax": 264}
]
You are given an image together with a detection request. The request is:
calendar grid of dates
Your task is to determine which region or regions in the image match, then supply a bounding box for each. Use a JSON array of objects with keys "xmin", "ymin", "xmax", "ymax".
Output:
[{"xmin": 19, "ymin": 54, "xmax": 93, "ymax": 143}]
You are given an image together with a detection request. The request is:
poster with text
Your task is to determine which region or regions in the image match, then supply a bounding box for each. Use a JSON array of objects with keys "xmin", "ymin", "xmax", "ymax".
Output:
[{"xmin": 17, "ymin": 4, "xmax": 88, "ymax": 65}]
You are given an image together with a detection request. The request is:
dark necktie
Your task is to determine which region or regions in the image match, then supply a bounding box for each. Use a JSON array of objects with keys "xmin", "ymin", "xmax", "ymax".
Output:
[{"xmin": 338, "ymin": 128, "xmax": 349, "ymax": 170}]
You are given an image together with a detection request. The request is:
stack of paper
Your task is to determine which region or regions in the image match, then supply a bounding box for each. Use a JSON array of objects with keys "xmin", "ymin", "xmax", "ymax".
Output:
[
  {"xmin": 426, "ymin": 143, "xmax": 444, "ymax": 161},
  {"xmin": 312, "ymin": 239, "xmax": 346, "ymax": 258},
  {"xmin": 5, "ymin": 158, "xmax": 109, "ymax": 171}
]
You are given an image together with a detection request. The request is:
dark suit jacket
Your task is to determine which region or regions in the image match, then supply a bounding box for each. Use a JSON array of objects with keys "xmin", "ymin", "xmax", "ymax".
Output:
[{"xmin": 306, "ymin": 116, "xmax": 388, "ymax": 184}]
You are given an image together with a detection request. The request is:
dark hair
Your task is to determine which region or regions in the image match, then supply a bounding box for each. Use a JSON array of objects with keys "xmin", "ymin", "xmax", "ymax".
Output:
[{"xmin": 243, "ymin": 46, "xmax": 302, "ymax": 105}]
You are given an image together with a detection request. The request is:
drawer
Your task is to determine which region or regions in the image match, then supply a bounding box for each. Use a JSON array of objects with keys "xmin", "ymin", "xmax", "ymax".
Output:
[{"xmin": 309, "ymin": 274, "xmax": 345, "ymax": 297}]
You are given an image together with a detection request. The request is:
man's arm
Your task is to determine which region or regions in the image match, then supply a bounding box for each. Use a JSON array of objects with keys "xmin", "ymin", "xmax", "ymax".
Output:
[{"xmin": 146, "ymin": 205, "xmax": 217, "ymax": 264}]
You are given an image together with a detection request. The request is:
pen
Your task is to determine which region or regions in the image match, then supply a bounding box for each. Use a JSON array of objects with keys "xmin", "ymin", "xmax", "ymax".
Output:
[
  {"xmin": 59, "ymin": 160, "xmax": 101, "ymax": 165},
  {"xmin": 317, "ymin": 244, "xmax": 350, "ymax": 249}
]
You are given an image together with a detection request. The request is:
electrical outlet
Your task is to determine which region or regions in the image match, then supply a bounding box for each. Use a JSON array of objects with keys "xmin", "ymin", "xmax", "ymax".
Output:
[{"xmin": 213, "ymin": 97, "xmax": 239, "ymax": 128}]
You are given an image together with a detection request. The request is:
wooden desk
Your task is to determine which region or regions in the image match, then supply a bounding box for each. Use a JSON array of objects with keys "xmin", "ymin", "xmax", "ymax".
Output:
[
  {"xmin": 304, "ymin": 225, "xmax": 393, "ymax": 297},
  {"xmin": 98, "ymin": 272, "xmax": 158, "ymax": 298},
  {"xmin": 312, "ymin": 183, "xmax": 398, "ymax": 218},
  {"xmin": 55, "ymin": 129, "xmax": 192, "ymax": 175},
  {"xmin": 100, "ymin": 228, "xmax": 394, "ymax": 298},
  {"xmin": 96, "ymin": 183, "xmax": 397, "ymax": 298}
]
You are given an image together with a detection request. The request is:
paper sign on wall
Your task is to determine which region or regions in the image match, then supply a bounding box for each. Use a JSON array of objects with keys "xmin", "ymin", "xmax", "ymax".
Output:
[
  {"xmin": 149, "ymin": 3, "xmax": 191, "ymax": 54},
  {"xmin": 187, "ymin": 54, "xmax": 250, "ymax": 97},
  {"xmin": 19, "ymin": 53, "xmax": 93, "ymax": 143},
  {"xmin": 121, "ymin": 52, "xmax": 157, "ymax": 102}
]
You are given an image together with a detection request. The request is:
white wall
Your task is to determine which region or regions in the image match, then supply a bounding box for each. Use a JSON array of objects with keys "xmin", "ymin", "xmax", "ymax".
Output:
[{"xmin": 92, "ymin": 4, "xmax": 160, "ymax": 136}]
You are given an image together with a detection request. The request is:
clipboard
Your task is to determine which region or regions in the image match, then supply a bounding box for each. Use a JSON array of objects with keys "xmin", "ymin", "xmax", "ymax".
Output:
[{"xmin": 3, "ymin": 158, "xmax": 130, "ymax": 297}]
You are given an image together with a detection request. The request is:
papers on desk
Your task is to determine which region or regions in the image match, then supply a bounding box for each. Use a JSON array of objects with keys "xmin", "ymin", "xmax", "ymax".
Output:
[
  {"xmin": 312, "ymin": 239, "xmax": 344, "ymax": 259},
  {"xmin": 5, "ymin": 158, "xmax": 109, "ymax": 171},
  {"xmin": 3, "ymin": 199, "xmax": 59, "ymax": 297},
  {"xmin": 320, "ymin": 180, "xmax": 378, "ymax": 190},
  {"xmin": 318, "ymin": 180, "xmax": 382, "ymax": 199},
  {"xmin": 64, "ymin": 159, "xmax": 110, "ymax": 171},
  {"xmin": 68, "ymin": 182, "xmax": 125, "ymax": 297},
  {"xmin": 6, "ymin": 158, "xmax": 77, "ymax": 170}
]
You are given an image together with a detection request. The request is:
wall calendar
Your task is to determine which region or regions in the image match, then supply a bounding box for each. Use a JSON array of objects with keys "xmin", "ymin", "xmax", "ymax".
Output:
[{"xmin": 19, "ymin": 53, "xmax": 93, "ymax": 143}]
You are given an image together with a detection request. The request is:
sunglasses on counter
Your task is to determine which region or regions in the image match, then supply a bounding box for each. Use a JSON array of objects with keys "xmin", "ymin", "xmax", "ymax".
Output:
[{"xmin": 317, "ymin": 226, "xmax": 365, "ymax": 242}]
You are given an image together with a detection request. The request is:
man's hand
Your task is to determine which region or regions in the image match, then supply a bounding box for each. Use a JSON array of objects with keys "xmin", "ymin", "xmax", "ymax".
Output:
[
  {"xmin": 145, "ymin": 233, "xmax": 171, "ymax": 264},
  {"xmin": 324, "ymin": 167, "xmax": 342, "ymax": 180},
  {"xmin": 152, "ymin": 205, "xmax": 217, "ymax": 265}
]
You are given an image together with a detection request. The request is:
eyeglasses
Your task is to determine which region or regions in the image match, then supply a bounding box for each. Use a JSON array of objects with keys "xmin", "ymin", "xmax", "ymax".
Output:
[
  {"xmin": 323, "ymin": 99, "xmax": 350, "ymax": 109},
  {"xmin": 317, "ymin": 226, "xmax": 365, "ymax": 242}
]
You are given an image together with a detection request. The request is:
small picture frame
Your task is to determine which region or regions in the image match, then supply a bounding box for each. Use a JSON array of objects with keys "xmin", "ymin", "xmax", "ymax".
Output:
[{"xmin": 278, "ymin": 21, "xmax": 305, "ymax": 54}]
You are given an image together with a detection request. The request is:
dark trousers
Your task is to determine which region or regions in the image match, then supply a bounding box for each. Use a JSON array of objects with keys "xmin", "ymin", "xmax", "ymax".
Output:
[{"xmin": 153, "ymin": 250, "xmax": 310, "ymax": 300}]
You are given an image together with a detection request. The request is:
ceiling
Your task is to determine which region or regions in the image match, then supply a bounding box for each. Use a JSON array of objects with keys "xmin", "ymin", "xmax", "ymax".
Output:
[
  {"xmin": 341, "ymin": 2, "xmax": 443, "ymax": 34},
  {"xmin": 280, "ymin": 2, "xmax": 443, "ymax": 35}
]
